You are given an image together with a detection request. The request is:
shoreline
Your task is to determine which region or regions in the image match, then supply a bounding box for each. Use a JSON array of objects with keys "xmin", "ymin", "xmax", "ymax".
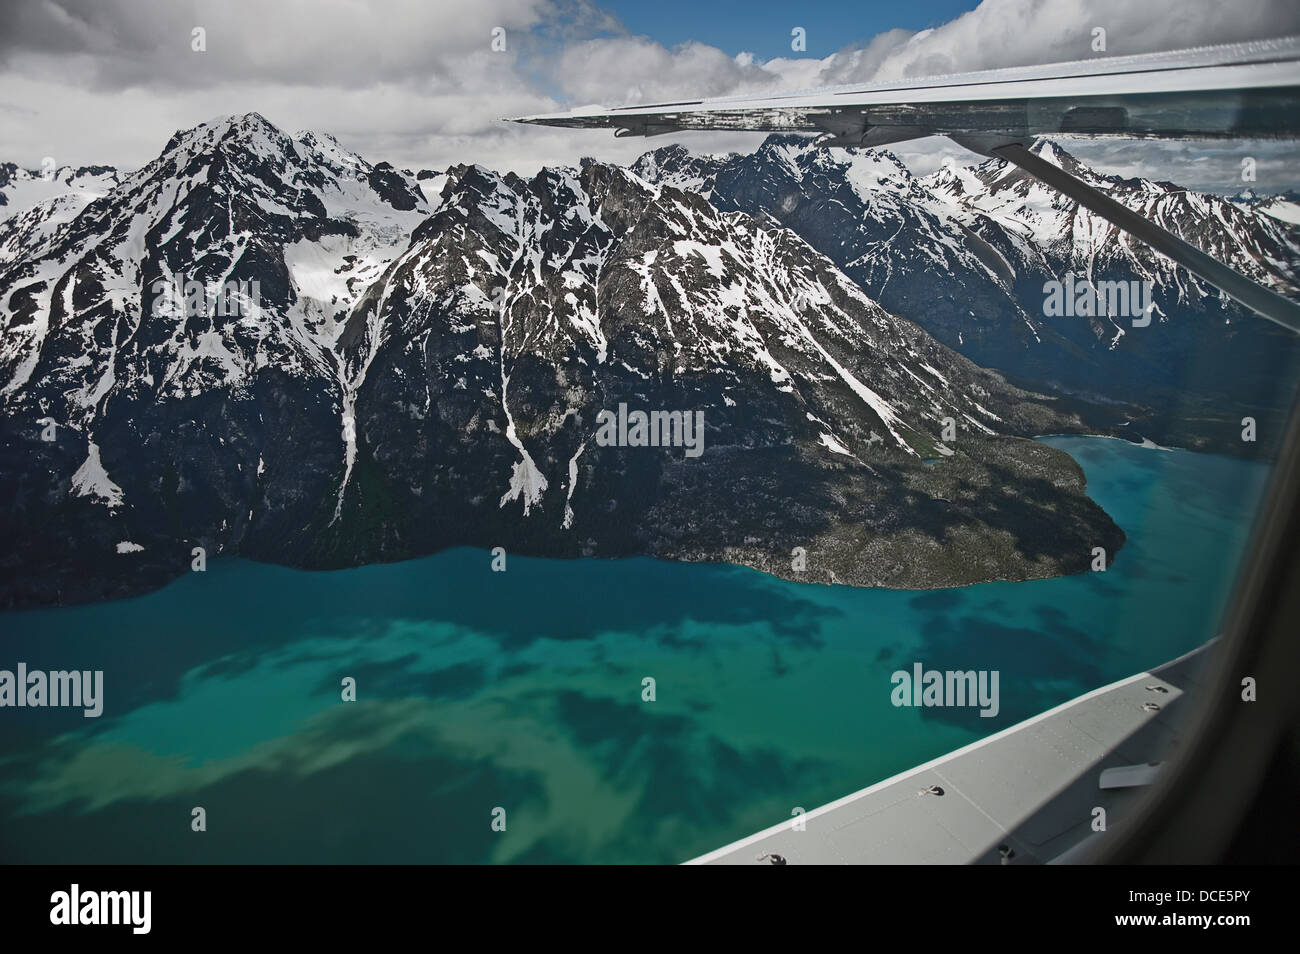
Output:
[{"xmin": 1, "ymin": 436, "xmax": 1252, "ymax": 614}]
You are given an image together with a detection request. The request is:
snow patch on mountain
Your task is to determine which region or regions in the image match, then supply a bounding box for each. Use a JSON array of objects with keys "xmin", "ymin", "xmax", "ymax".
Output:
[{"xmin": 70, "ymin": 440, "xmax": 124, "ymax": 508}]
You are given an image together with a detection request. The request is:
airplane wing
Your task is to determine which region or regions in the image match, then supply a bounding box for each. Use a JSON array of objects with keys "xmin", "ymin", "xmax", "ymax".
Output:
[
  {"xmin": 511, "ymin": 36, "xmax": 1300, "ymax": 331},
  {"xmin": 512, "ymin": 36, "xmax": 1300, "ymax": 145}
]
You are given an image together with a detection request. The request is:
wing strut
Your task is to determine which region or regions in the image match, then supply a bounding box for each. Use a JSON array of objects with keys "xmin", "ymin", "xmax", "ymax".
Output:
[{"xmin": 990, "ymin": 142, "xmax": 1300, "ymax": 334}]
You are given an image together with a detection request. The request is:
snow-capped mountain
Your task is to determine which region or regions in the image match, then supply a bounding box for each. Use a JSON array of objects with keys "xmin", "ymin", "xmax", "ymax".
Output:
[
  {"xmin": 0, "ymin": 163, "xmax": 121, "ymax": 266},
  {"xmin": 0, "ymin": 114, "xmax": 1119, "ymax": 607},
  {"xmin": 635, "ymin": 136, "xmax": 1300, "ymax": 456},
  {"xmin": 1, "ymin": 113, "xmax": 428, "ymax": 407},
  {"xmin": 0, "ymin": 162, "xmax": 120, "ymax": 217},
  {"xmin": 1230, "ymin": 188, "xmax": 1300, "ymax": 227}
]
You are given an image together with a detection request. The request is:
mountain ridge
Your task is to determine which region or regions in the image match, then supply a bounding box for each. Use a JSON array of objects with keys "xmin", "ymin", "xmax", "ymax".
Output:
[
  {"xmin": 630, "ymin": 133, "xmax": 1300, "ymax": 458},
  {"xmin": 18, "ymin": 114, "xmax": 1288, "ymax": 606}
]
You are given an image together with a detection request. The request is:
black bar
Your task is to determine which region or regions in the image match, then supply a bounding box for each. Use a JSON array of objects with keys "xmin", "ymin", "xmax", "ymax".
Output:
[{"xmin": 3, "ymin": 864, "xmax": 1287, "ymax": 940}]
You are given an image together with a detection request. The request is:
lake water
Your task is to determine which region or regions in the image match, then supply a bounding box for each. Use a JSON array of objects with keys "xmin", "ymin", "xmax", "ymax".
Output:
[{"xmin": 0, "ymin": 436, "xmax": 1272, "ymax": 863}]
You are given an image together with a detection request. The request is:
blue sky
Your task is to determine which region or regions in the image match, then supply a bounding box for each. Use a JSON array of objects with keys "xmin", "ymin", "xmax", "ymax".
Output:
[{"xmin": 600, "ymin": 1, "xmax": 981, "ymax": 60}]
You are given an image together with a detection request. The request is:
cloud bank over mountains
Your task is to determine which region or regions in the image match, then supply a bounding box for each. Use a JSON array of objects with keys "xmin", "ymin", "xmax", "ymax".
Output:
[{"xmin": 1, "ymin": 0, "xmax": 1298, "ymax": 184}]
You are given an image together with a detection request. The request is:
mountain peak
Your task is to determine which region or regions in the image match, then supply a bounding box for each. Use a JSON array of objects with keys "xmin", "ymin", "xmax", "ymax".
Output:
[
  {"xmin": 757, "ymin": 132, "xmax": 816, "ymax": 150},
  {"xmin": 629, "ymin": 143, "xmax": 722, "ymax": 196},
  {"xmin": 189, "ymin": 111, "xmax": 283, "ymax": 142},
  {"xmin": 233, "ymin": 110, "xmax": 275, "ymax": 128},
  {"xmin": 154, "ymin": 112, "xmax": 293, "ymax": 173},
  {"xmin": 1027, "ymin": 138, "xmax": 1088, "ymax": 175},
  {"xmin": 753, "ymin": 133, "xmax": 819, "ymax": 165},
  {"xmin": 295, "ymin": 127, "xmax": 342, "ymax": 147}
]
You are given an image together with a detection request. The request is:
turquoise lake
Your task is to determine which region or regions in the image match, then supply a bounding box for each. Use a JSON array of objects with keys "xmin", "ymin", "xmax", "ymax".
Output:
[{"xmin": 0, "ymin": 436, "xmax": 1273, "ymax": 863}]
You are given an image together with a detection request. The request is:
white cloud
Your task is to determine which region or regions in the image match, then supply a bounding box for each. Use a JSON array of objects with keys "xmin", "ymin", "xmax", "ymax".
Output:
[
  {"xmin": 0, "ymin": 0, "xmax": 1297, "ymax": 187},
  {"xmin": 823, "ymin": 0, "xmax": 1300, "ymax": 83}
]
